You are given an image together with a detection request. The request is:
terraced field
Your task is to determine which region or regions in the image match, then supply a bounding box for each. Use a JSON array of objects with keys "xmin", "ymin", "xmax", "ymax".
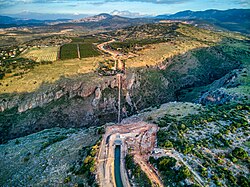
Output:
[{"xmin": 22, "ymin": 46, "xmax": 59, "ymax": 62}]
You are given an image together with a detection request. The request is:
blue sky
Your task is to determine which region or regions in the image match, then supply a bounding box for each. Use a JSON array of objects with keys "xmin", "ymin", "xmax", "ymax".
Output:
[{"xmin": 0, "ymin": 0, "xmax": 249, "ymax": 18}]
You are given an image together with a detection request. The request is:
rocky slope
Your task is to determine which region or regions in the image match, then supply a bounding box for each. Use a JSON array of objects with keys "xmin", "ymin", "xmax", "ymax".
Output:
[{"xmin": 0, "ymin": 127, "xmax": 101, "ymax": 187}]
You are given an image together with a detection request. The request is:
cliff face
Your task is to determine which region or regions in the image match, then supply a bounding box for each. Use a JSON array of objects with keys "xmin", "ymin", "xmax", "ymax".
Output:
[{"xmin": 0, "ymin": 71, "xmax": 147, "ymax": 143}]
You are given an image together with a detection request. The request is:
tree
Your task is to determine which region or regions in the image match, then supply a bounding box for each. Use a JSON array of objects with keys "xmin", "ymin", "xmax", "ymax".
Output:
[{"xmin": 158, "ymin": 157, "xmax": 176, "ymax": 171}]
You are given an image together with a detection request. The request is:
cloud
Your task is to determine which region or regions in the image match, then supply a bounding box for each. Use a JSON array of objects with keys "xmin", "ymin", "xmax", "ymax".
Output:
[
  {"xmin": 1, "ymin": 0, "xmax": 249, "ymax": 10},
  {"xmin": 0, "ymin": 0, "xmax": 193, "ymax": 5},
  {"xmin": 233, "ymin": 0, "xmax": 250, "ymax": 7},
  {"xmin": 110, "ymin": 10, "xmax": 152, "ymax": 17},
  {"xmin": 104, "ymin": 0, "xmax": 191, "ymax": 4}
]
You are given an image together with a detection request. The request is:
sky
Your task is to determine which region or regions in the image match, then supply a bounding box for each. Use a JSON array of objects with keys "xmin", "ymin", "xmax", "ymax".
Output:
[{"xmin": 0, "ymin": 0, "xmax": 249, "ymax": 19}]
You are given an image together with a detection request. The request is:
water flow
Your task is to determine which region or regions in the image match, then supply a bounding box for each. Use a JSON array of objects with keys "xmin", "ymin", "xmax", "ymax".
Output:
[{"xmin": 114, "ymin": 145, "xmax": 123, "ymax": 187}]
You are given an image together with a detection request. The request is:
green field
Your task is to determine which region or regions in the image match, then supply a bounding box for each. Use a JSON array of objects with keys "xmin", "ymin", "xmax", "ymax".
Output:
[
  {"xmin": 79, "ymin": 44, "xmax": 100, "ymax": 58},
  {"xmin": 60, "ymin": 44, "xmax": 78, "ymax": 60},
  {"xmin": 60, "ymin": 37, "xmax": 101, "ymax": 60}
]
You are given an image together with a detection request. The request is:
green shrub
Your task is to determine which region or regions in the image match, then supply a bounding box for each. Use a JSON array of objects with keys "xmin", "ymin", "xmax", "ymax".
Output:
[
  {"xmin": 158, "ymin": 157, "xmax": 176, "ymax": 171},
  {"xmin": 178, "ymin": 166, "xmax": 191, "ymax": 180},
  {"xmin": 15, "ymin": 139, "xmax": 20, "ymax": 144},
  {"xmin": 164, "ymin": 140, "xmax": 173, "ymax": 148},
  {"xmin": 64, "ymin": 176, "xmax": 71, "ymax": 183},
  {"xmin": 232, "ymin": 147, "xmax": 248, "ymax": 159}
]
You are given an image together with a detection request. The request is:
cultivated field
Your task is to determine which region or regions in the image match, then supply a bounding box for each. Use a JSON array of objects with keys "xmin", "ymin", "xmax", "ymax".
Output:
[
  {"xmin": 60, "ymin": 44, "xmax": 78, "ymax": 60},
  {"xmin": 79, "ymin": 43, "xmax": 100, "ymax": 58},
  {"xmin": 22, "ymin": 46, "xmax": 59, "ymax": 62}
]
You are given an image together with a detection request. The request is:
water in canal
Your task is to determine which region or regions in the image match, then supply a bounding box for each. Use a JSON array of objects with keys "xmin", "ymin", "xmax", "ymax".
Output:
[{"xmin": 114, "ymin": 145, "xmax": 123, "ymax": 187}]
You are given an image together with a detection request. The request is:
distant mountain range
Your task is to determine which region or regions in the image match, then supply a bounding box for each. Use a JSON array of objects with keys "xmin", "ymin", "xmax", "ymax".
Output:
[
  {"xmin": 0, "ymin": 15, "xmax": 70, "ymax": 27},
  {"xmin": 156, "ymin": 9, "xmax": 250, "ymax": 34},
  {"xmin": 49, "ymin": 13, "xmax": 155, "ymax": 30},
  {"xmin": 1, "ymin": 9, "xmax": 249, "ymax": 34},
  {"xmin": 156, "ymin": 9, "xmax": 250, "ymax": 22}
]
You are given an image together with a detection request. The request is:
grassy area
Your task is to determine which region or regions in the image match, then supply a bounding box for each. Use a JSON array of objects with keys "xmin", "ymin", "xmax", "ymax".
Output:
[
  {"xmin": 71, "ymin": 36, "xmax": 100, "ymax": 44},
  {"xmin": 21, "ymin": 46, "xmax": 59, "ymax": 62},
  {"xmin": 126, "ymin": 38, "xmax": 208, "ymax": 68},
  {"xmin": 0, "ymin": 127, "xmax": 100, "ymax": 186},
  {"xmin": 0, "ymin": 56, "xmax": 102, "ymax": 94},
  {"xmin": 60, "ymin": 44, "xmax": 78, "ymax": 60},
  {"xmin": 109, "ymin": 38, "xmax": 165, "ymax": 53}
]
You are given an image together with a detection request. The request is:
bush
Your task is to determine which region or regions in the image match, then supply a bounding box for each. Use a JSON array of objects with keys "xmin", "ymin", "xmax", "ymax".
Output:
[
  {"xmin": 227, "ymin": 174, "xmax": 237, "ymax": 185},
  {"xmin": 163, "ymin": 140, "xmax": 173, "ymax": 148},
  {"xmin": 231, "ymin": 157, "xmax": 238, "ymax": 163},
  {"xmin": 232, "ymin": 147, "xmax": 248, "ymax": 160},
  {"xmin": 64, "ymin": 176, "xmax": 71, "ymax": 183},
  {"xmin": 158, "ymin": 156, "xmax": 176, "ymax": 171},
  {"xmin": 15, "ymin": 139, "xmax": 20, "ymax": 144},
  {"xmin": 178, "ymin": 166, "xmax": 191, "ymax": 180}
]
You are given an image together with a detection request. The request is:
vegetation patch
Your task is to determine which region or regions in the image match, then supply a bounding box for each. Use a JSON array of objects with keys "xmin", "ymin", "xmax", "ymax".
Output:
[
  {"xmin": 149, "ymin": 156, "xmax": 197, "ymax": 186},
  {"xmin": 60, "ymin": 44, "xmax": 78, "ymax": 60},
  {"xmin": 79, "ymin": 43, "xmax": 100, "ymax": 58},
  {"xmin": 156, "ymin": 102, "xmax": 250, "ymax": 186},
  {"xmin": 74, "ymin": 141, "xmax": 101, "ymax": 187},
  {"xmin": 21, "ymin": 46, "xmax": 59, "ymax": 62},
  {"xmin": 125, "ymin": 154, "xmax": 152, "ymax": 187}
]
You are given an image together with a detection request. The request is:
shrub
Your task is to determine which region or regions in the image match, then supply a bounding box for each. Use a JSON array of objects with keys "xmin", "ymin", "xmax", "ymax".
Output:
[
  {"xmin": 158, "ymin": 156, "xmax": 176, "ymax": 171},
  {"xmin": 178, "ymin": 166, "xmax": 191, "ymax": 180},
  {"xmin": 15, "ymin": 139, "xmax": 20, "ymax": 144},
  {"xmin": 164, "ymin": 140, "xmax": 173, "ymax": 148},
  {"xmin": 232, "ymin": 147, "xmax": 248, "ymax": 160},
  {"xmin": 64, "ymin": 176, "xmax": 71, "ymax": 183}
]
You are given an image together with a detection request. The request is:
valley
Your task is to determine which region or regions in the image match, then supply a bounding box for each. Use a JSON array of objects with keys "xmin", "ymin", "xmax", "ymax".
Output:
[{"xmin": 0, "ymin": 11, "xmax": 250, "ymax": 187}]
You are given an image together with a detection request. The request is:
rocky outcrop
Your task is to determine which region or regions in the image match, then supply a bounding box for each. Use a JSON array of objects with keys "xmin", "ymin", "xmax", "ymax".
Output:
[
  {"xmin": 197, "ymin": 68, "xmax": 250, "ymax": 105},
  {"xmin": 198, "ymin": 88, "xmax": 243, "ymax": 105}
]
